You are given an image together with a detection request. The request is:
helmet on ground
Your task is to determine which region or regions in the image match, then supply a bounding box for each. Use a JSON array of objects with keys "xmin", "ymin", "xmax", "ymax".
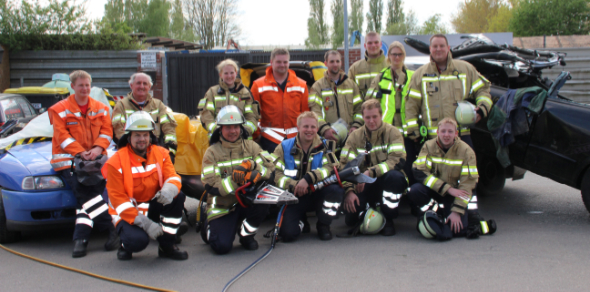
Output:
[
  {"xmin": 455, "ymin": 101, "xmax": 477, "ymax": 127},
  {"xmin": 125, "ymin": 111, "xmax": 156, "ymax": 131},
  {"xmin": 359, "ymin": 207, "xmax": 386, "ymax": 235},
  {"xmin": 417, "ymin": 210, "xmax": 452, "ymax": 240},
  {"xmin": 216, "ymin": 105, "xmax": 245, "ymax": 125}
]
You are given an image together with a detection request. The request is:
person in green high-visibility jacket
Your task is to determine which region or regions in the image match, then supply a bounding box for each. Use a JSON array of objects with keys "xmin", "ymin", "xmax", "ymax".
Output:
[{"xmin": 366, "ymin": 41, "xmax": 417, "ymax": 185}]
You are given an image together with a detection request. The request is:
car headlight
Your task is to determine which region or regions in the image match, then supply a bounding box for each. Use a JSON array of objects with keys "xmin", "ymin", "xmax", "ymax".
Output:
[{"xmin": 22, "ymin": 176, "xmax": 65, "ymax": 190}]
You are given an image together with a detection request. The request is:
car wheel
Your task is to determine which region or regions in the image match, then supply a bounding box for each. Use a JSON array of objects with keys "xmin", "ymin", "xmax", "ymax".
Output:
[
  {"xmin": 0, "ymin": 190, "xmax": 21, "ymax": 243},
  {"xmin": 476, "ymin": 156, "xmax": 506, "ymax": 197},
  {"xmin": 580, "ymin": 169, "xmax": 590, "ymax": 214}
]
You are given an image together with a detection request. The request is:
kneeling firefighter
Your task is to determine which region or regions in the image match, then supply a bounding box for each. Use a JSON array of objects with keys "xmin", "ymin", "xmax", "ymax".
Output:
[
  {"xmin": 104, "ymin": 111, "xmax": 188, "ymax": 260},
  {"xmin": 407, "ymin": 117, "xmax": 495, "ymax": 240},
  {"xmin": 340, "ymin": 99, "xmax": 408, "ymax": 236},
  {"xmin": 273, "ymin": 111, "xmax": 344, "ymax": 241},
  {"xmin": 201, "ymin": 105, "xmax": 276, "ymax": 255}
]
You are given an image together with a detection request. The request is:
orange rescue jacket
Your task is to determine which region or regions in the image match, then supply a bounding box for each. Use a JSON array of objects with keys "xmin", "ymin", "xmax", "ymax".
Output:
[
  {"xmin": 103, "ymin": 144, "xmax": 181, "ymax": 226},
  {"xmin": 251, "ymin": 67, "xmax": 309, "ymax": 145},
  {"xmin": 48, "ymin": 95, "xmax": 112, "ymax": 171}
]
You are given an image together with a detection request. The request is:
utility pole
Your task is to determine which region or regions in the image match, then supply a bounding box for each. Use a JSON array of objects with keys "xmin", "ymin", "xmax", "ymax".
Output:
[{"xmin": 343, "ymin": 0, "xmax": 349, "ymax": 72}]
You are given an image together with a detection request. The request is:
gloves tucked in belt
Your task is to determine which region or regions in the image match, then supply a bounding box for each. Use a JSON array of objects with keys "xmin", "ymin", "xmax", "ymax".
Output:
[
  {"xmin": 232, "ymin": 159, "xmax": 256, "ymax": 185},
  {"xmin": 134, "ymin": 214, "xmax": 163, "ymax": 240},
  {"xmin": 154, "ymin": 182, "xmax": 178, "ymax": 205}
]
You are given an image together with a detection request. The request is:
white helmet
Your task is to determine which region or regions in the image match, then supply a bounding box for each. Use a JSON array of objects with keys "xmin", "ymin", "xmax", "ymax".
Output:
[
  {"xmin": 125, "ymin": 111, "xmax": 156, "ymax": 131},
  {"xmin": 359, "ymin": 207, "xmax": 386, "ymax": 235},
  {"xmin": 455, "ymin": 101, "xmax": 477, "ymax": 127},
  {"xmin": 216, "ymin": 105, "xmax": 245, "ymax": 126}
]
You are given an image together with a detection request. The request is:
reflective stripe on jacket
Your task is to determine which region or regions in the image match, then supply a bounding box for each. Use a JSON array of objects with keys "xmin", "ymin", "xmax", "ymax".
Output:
[
  {"xmin": 201, "ymin": 137, "xmax": 276, "ymax": 220},
  {"xmin": 339, "ymin": 123, "xmax": 406, "ymax": 194},
  {"xmin": 198, "ymin": 78, "xmax": 259, "ymax": 137},
  {"xmin": 309, "ymin": 70, "xmax": 363, "ymax": 136},
  {"xmin": 367, "ymin": 66, "xmax": 414, "ymax": 135},
  {"xmin": 413, "ymin": 137, "xmax": 478, "ymax": 215},
  {"xmin": 348, "ymin": 50, "xmax": 387, "ymax": 98},
  {"xmin": 251, "ymin": 67, "xmax": 309, "ymax": 145},
  {"xmin": 48, "ymin": 95, "xmax": 112, "ymax": 171},
  {"xmin": 112, "ymin": 93, "xmax": 178, "ymax": 145},
  {"xmin": 273, "ymin": 134, "xmax": 339, "ymax": 192},
  {"xmin": 104, "ymin": 144, "xmax": 181, "ymax": 226},
  {"xmin": 405, "ymin": 53, "xmax": 492, "ymax": 140}
]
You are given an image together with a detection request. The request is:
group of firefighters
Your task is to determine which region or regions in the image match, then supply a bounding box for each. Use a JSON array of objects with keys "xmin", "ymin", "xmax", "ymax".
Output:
[{"xmin": 48, "ymin": 32, "xmax": 495, "ymax": 261}]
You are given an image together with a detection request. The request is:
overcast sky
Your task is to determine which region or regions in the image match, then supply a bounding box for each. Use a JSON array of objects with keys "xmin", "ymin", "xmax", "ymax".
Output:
[{"xmin": 85, "ymin": 0, "xmax": 464, "ymax": 46}]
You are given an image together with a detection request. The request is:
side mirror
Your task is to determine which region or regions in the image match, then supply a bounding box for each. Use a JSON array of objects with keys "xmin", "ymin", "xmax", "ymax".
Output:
[{"xmin": 38, "ymin": 108, "xmax": 47, "ymax": 114}]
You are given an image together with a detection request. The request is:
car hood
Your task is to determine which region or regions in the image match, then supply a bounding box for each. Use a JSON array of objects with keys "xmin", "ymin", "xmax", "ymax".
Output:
[{"xmin": 7, "ymin": 141, "xmax": 56, "ymax": 176}]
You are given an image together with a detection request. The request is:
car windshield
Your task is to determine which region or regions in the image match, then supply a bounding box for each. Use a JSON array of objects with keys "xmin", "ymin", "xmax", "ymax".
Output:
[{"xmin": 1, "ymin": 98, "xmax": 25, "ymax": 122}]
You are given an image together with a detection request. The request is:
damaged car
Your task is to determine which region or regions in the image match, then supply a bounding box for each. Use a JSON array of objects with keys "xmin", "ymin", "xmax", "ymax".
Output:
[{"xmin": 405, "ymin": 35, "xmax": 590, "ymax": 213}]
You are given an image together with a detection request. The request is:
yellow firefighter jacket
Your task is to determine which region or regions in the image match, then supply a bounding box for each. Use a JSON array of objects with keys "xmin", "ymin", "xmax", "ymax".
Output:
[{"xmin": 348, "ymin": 50, "xmax": 387, "ymax": 98}]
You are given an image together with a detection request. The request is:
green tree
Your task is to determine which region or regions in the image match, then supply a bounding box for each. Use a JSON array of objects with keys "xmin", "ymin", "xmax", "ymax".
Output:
[
  {"xmin": 169, "ymin": 0, "xmax": 197, "ymax": 42},
  {"xmin": 386, "ymin": 9, "xmax": 418, "ymax": 35},
  {"xmin": 330, "ymin": 0, "xmax": 345, "ymax": 49},
  {"xmin": 509, "ymin": 0, "xmax": 590, "ymax": 37},
  {"xmin": 487, "ymin": 3, "xmax": 513, "ymax": 32},
  {"xmin": 305, "ymin": 0, "xmax": 328, "ymax": 49},
  {"xmin": 366, "ymin": 0, "xmax": 383, "ymax": 33},
  {"xmin": 418, "ymin": 13, "xmax": 448, "ymax": 35},
  {"xmin": 451, "ymin": 0, "xmax": 511, "ymax": 33},
  {"xmin": 349, "ymin": 0, "xmax": 364, "ymax": 44},
  {"xmin": 385, "ymin": 0, "xmax": 404, "ymax": 29}
]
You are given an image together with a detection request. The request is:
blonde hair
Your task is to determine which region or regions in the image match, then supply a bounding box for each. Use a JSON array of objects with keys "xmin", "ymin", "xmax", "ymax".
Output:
[
  {"xmin": 216, "ymin": 59, "xmax": 239, "ymax": 73},
  {"xmin": 297, "ymin": 111, "xmax": 319, "ymax": 127},
  {"xmin": 70, "ymin": 70, "xmax": 92, "ymax": 84},
  {"xmin": 438, "ymin": 117, "xmax": 458, "ymax": 129},
  {"xmin": 271, "ymin": 48, "xmax": 290, "ymax": 61},
  {"xmin": 361, "ymin": 99, "xmax": 383, "ymax": 115},
  {"xmin": 365, "ymin": 31, "xmax": 381, "ymax": 42},
  {"xmin": 386, "ymin": 41, "xmax": 407, "ymax": 68}
]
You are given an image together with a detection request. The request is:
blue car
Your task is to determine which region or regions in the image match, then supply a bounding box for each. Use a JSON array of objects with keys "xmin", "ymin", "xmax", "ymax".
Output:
[{"xmin": 0, "ymin": 139, "xmax": 76, "ymax": 243}]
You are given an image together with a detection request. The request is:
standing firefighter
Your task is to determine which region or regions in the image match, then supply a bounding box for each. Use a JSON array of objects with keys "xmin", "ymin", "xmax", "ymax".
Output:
[
  {"xmin": 340, "ymin": 99, "xmax": 408, "ymax": 236},
  {"xmin": 251, "ymin": 48, "xmax": 310, "ymax": 153},
  {"xmin": 48, "ymin": 70, "xmax": 118, "ymax": 258},
  {"xmin": 405, "ymin": 34, "xmax": 492, "ymax": 219},
  {"xmin": 198, "ymin": 59, "xmax": 259, "ymax": 137},
  {"xmin": 104, "ymin": 111, "xmax": 188, "ymax": 260},
  {"xmin": 309, "ymin": 50, "xmax": 363, "ymax": 145},
  {"xmin": 273, "ymin": 111, "xmax": 344, "ymax": 241},
  {"xmin": 112, "ymin": 73, "xmax": 178, "ymax": 159},
  {"xmin": 201, "ymin": 105, "xmax": 276, "ymax": 255},
  {"xmin": 348, "ymin": 32, "xmax": 388, "ymax": 98},
  {"xmin": 407, "ymin": 118, "xmax": 477, "ymax": 239}
]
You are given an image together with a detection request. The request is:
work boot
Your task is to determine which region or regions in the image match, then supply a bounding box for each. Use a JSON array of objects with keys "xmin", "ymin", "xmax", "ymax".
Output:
[
  {"xmin": 301, "ymin": 218, "xmax": 310, "ymax": 233},
  {"xmin": 380, "ymin": 219, "xmax": 396, "ymax": 236},
  {"xmin": 72, "ymin": 239, "xmax": 88, "ymax": 258},
  {"xmin": 104, "ymin": 225, "xmax": 120, "ymax": 251},
  {"xmin": 175, "ymin": 221, "xmax": 190, "ymax": 244},
  {"xmin": 117, "ymin": 246, "xmax": 132, "ymax": 260},
  {"xmin": 316, "ymin": 222, "xmax": 333, "ymax": 241},
  {"xmin": 158, "ymin": 245, "xmax": 188, "ymax": 260},
  {"xmin": 239, "ymin": 235, "xmax": 259, "ymax": 250}
]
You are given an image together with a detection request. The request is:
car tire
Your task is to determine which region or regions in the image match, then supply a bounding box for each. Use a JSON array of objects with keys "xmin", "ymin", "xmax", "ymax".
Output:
[
  {"xmin": 0, "ymin": 190, "xmax": 21, "ymax": 244},
  {"xmin": 476, "ymin": 156, "xmax": 506, "ymax": 197},
  {"xmin": 580, "ymin": 169, "xmax": 590, "ymax": 214}
]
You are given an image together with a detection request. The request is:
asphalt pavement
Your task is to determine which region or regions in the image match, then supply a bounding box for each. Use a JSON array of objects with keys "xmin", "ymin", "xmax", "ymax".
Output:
[{"xmin": 2, "ymin": 172, "xmax": 590, "ymax": 292}]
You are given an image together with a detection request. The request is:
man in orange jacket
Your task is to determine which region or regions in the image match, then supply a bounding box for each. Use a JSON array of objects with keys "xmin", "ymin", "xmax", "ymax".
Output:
[
  {"xmin": 251, "ymin": 48, "xmax": 310, "ymax": 153},
  {"xmin": 48, "ymin": 70, "xmax": 118, "ymax": 258},
  {"xmin": 104, "ymin": 111, "xmax": 187, "ymax": 261}
]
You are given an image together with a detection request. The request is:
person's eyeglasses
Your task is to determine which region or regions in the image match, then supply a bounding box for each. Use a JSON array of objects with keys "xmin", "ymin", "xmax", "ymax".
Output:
[{"xmin": 390, "ymin": 53, "xmax": 403, "ymax": 58}]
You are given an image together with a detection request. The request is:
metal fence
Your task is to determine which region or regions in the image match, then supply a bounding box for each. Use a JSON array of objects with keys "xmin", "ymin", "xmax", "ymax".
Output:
[
  {"xmin": 9, "ymin": 50, "xmax": 138, "ymax": 97},
  {"xmin": 166, "ymin": 50, "xmax": 327, "ymax": 116}
]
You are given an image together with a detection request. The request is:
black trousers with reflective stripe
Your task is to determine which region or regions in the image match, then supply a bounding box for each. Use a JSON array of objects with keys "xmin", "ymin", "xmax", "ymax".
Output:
[
  {"xmin": 61, "ymin": 170, "xmax": 111, "ymax": 241},
  {"xmin": 279, "ymin": 184, "xmax": 344, "ymax": 242},
  {"xmin": 346, "ymin": 170, "xmax": 407, "ymax": 221},
  {"xmin": 404, "ymin": 137, "xmax": 419, "ymax": 186},
  {"xmin": 116, "ymin": 193, "xmax": 186, "ymax": 252},
  {"xmin": 208, "ymin": 203, "xmax": 269, "ymax": 255},
  {"xmin": 407, "ymin": 183, "xmax": 468, "ymax": 236}
]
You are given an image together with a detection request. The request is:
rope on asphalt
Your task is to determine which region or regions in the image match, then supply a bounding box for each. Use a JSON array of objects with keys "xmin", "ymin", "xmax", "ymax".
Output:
[{"xmin": 0, "ymin": 243, "xmax": 176, "ymax": 292}]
